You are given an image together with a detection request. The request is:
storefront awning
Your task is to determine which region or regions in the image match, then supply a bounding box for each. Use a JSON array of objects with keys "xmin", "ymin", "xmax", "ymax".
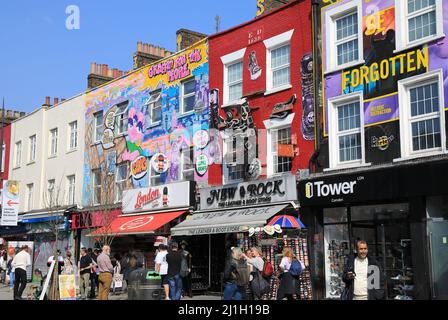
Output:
[
  {"xmin": 171, "ymin": 204, "xmax": 289, "ymax": 236},
  {"xmin": 86, "ymin": 211, "xmax": 186, "ymax": 237}
]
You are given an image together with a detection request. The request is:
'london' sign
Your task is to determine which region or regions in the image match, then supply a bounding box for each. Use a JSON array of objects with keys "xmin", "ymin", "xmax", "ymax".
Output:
[{"xmin": 199, "ymin": 174, "xmax": 297, "ymax": 210}]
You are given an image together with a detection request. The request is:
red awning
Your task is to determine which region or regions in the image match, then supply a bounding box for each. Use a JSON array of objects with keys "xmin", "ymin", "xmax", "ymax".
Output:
[{"xmin": 87, "ymin": 211, "xmax": 186, "ymax": 237}]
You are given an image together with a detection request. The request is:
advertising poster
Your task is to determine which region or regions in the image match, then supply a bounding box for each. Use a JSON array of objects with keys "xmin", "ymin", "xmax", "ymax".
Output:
[
  {"xmin": 59, "ymin": 274, "xmax": 77, "ymax": 300},
  {"xmin": 1, "ymin": 180, "xmax": 20, "ymax": 226}
]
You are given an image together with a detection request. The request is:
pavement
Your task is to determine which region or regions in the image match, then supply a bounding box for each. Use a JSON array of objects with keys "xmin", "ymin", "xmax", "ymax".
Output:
[{"xmin": 0, "ymin": 283, "xmax": 221, "ymax": 301}]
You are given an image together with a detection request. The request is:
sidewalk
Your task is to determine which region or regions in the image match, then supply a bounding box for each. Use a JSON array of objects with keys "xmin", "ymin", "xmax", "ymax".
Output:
[{"xmin": 0, "ymin": 284, "xmax": 221, "ymax": 300}]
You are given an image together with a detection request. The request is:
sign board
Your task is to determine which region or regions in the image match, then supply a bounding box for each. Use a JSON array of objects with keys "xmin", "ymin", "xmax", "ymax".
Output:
[
  {"xmin": 199, "ymin": 174, "xmax": 297, "ymax": 210},
  {"xmin": 122, "ymin": 181, "xmax": 194, "ymax": 214},
  {"xmin": 1, "ymin": 181, "xmax": 19, "ymax": 226},
  {"xmin": 59, "ymin": 274, "xmax": 77, "ymax": 300}
]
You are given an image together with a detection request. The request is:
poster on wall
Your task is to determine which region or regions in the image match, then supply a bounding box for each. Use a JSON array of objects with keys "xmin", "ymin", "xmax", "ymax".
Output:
[
  {"xmin": 59, "ymin": 274, "xmax": 77, "ymax": 300},
  {"xmin": 1, "ymin": 180, "xmax": 20, "ymax": 226},
  {"xmin": 7, "ymin": 241, "xmax": 34, "ymax": 281}
]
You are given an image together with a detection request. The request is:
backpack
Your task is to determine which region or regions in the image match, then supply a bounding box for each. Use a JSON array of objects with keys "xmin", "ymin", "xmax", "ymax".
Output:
[
  {"xmin": 261, "ymin": 258, "xmax": 274, "ymax": 278},
  {"xmin": 234, "ymin": 259, "xmax": 250, "ymax": 286},
  {"xmin": 289, "ymin": 259, "xmax": 303, "ymax": 277},
  {"xmin": 251, "ymin": 271, "xmax": 270, "ymax": 298}
]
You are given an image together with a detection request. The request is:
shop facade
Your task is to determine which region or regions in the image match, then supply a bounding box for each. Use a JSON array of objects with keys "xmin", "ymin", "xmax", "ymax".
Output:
[{"xmin": 298, "ymin": 158, "xmax": 448, "ymax": 300}]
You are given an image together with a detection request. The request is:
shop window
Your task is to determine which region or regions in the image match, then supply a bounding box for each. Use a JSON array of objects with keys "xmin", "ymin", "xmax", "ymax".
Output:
[
  {"xmin": 324, "ymin": 0, "xmax": 363, "ymax": 73},
  {"xmin": 426, "ymin": 196, "xmax": 448, "ymax": 218},
  {"xmin": 395, "ymin": 0, "xmax": 444, "ymax": 51},
  {"xmin": 351, "ymin": 203, "xmax": 409, "ymax": 221},
  {"xmin": 93, "ymin": 111, "xmax": 103, "ymax": 143},
  {"xmin": 324, "ymin": 207, "xmax": 348, "ymax": 223},
  {"xmin": 114, "ymin": 101, "xmax": 128, "ymax": 135},
  {"xmin": 271, "ymin": 127, "xmax": 293, "ymax": 174},
  {"xmin": 180, "ymin": 79, "xmax": 195, "ymax": 114},
  {"xmin": 397, "ymin": 70, "xmax": 446, "ymax": 160}
]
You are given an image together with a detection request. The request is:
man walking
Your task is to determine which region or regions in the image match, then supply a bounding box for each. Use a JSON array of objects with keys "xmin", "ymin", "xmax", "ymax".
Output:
[
  {"xmin": 166, "ymin": 242, "xmax": 183, "ymax": 300},
  {"xmin": 78, "ymin": 248, "xmax": 93, "ymax": 300},
  {"xmin": 155, "ymin": 244, "xmax": 170, "ymax": 300},
  {"xmin": 97, "ymin": 245, "xmax": 114, "ymax": 300},
  {"xmin": 342, "ymin": 240, "xmax": 385, "ymax": 300},
  {"xmin": 12, "ymin": 245, "xmax": 31, "ymax": 300}
]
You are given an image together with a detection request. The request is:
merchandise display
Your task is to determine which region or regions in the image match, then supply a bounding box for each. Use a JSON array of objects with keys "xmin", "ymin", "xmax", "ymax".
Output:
[
  {"xmin": 390, "ymin": 239, "xmax": 414, "ymax": 300},
  {"xmin": 325, "ymin": 239, "xmax": 350, "ymax": 298}
]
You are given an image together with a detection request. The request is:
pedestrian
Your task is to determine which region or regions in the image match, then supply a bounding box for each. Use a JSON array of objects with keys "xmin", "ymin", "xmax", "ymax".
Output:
[
  {"xmin": 6, "ymin": 253, "xmax": 15, "ymax": 290},
  {"xmin": 12, "ymin": 245, "xmax": 31, "ymax": 300},
  {"xmin": 112, "ymin": 253, "xmax": 123, "ymax": 295},
  {"xmin": 93, "ymin": 249, "xmax": 101, "ymax": 291},
  {"xmin": 277, "ymin": 247, "xmax": 298, "ymax": 300},
  {"xmin": 166, "ymin": 242, "xmax": 183, "ymax": 300},
  {"xmin": 155, "ymin": 244, "xmax": 170, "ymax": 300},
  {"xmin": 78, "ymin": 247, "xmax": 93, "ymax": 300},
  {"xmin": 179, "ymin": 240, "xmax": 192, "ymax": 298},
  {"xmin": 243, "ymin": 247, "xmax": 267, "ymax": 300},
  {"xmin": 47, "ymin": 250, "xmax": 64, "ymax": 275},
  {"xmin": 121, "ymin": 252, "xmax": 130, "ymax": 293},
  {"xmin": 62, "ymin": 250, "xmax": 75, "ymax": 275},
  {"xmin": 341, "ymin": 240, "xmax": 385, "ymax": 300},
  {"xmin": 87, "ymin": 248, "xmax": 98, "ymax": 299},
  {"xmin": 223, "ymin": 247, "xmax": 250, "ymax": 300},
  {"xmin": 97, "ymin": 245, "xmax": 114, "ymax": 300},
  {"xmin": 0, "ymin": 250, "xmax": 6, "ymax": 284}
]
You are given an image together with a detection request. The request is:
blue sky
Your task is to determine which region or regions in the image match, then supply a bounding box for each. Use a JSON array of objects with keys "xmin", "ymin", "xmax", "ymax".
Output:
[{"xmin": 0, "ymin": 0, "xmax": 255, "ymax": 112}]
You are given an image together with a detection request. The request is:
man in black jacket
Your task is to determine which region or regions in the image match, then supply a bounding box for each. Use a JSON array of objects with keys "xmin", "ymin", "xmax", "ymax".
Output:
[{"xmin": 342, "ymin": 240, "xmax": 385, "ymax": 300}]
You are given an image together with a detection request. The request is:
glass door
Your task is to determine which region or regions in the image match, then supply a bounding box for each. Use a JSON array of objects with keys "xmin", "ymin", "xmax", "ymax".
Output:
[{"xmin": 428, "ymin": 220, "xmax": 448, "ymax": 300}]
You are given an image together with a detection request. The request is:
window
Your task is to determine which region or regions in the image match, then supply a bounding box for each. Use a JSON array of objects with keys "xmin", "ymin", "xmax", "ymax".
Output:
[
  {"xmin": 94, "ymin": 111, "xmax": 103, "ymax": 142},
  {"xmin": 397, "ymin": 70, "xmax": 446, "ymax": 159},
  {"xmin": 47, "ymin": 179, "xmax": 55, "ymax": 203},
  {"xmin": 327, "ymin": 92, "xmax": 366, "ymax": 169},
  {"xmin": 149, "ymin": 167, "xmax": 161, "ymax": 186},
  {"xmin": 29, "ymin": 135, "xmax": 36, "ymax": 162},
  {"xmin": 67, "ymin": 175, "xmax": 76, "ymax": 205},
  {"xmin": 69, "ymin": 121, "xmax": 78, "ymax": 150},
  {"xmin": 181, "ymin": 79, "xmax": 195, "ymax": 114},
  {"xmin": 48, "ymin": 179, "xmax": 55, "ymax": 192},
  {"xmin": 1, "ymin": 144, "xmax": 4, "ymax": 172},
  {"xmin": 181, "ymin": 147, "xmax": 194, "ymax": 181},
  {"xmin": 50, "ymin": 128, "xmax": 58, "ymax": 156},
  {"xmin": 15, "ymin": 141, "xmax": 22, "ymax": 168},
  {"xmin": 115, "ymin": 102, "xmax": 128, "ymax": 135},
  {"xmin": 27, "ymin": 183, "xmax": 34, "ymax": 211},
  {"xmin": 227, "ymin": 61, "xmax": 243, "ymax": 102},
  {"xmin": 271, "ymin": 127, "xmax": 293, "ymax": 174},
  {"xmin": 225, "ymin": 136, "xmax": 245, "ymax": 182},
  {"xmin": 271, "ymin": 45, "xmax": 290, "ymax": 88},
  {"xmin": 396, "ymin": 0, "xmax": 444, "ymax": 51},
  {"xmin": 92, "ymin": 170, "xmax": 101, "ymax": 205},
  {"xmin": 324, "ymin": 1, "xmax": 363, "ymax": 72},
  {"xmin": 115, "ymin": 163, "xmax": 128, "ymax": 202},
  {"xmin": 147, "ymin": 91, "xmax": 162, "ymax": 125}
]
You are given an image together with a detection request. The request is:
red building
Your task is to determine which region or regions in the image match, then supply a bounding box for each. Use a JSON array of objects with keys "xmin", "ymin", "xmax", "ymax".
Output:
[{"xmin": 208, "ymin": 0, "xmax": 314, "ymax": 185}]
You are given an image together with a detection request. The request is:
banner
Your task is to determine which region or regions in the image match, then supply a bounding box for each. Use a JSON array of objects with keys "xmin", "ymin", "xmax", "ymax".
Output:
[
  {"xmin": 59, "ymin": 274, "xmax": 77, "ymax": 300},
  {"xmin": 1, "ymin": 180, "xmax": 19, "ymax": 226}
]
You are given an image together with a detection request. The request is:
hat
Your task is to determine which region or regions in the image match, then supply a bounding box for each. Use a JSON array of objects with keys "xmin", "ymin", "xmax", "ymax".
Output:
[
  {"xmin": 254, "ymin": 227, "xmax": 261, "ymax": 233},
  {"xmin": 180, "ymin": 240, "xmax": 188, "ymax": 246},
  {"xmin": 263, "ymin": 225, "xmax": 275, "ymax": 236},
  {"xmin": 248, "ymin": 227, "xmax": 255, "ymax": 237},
  {"xmin": 273, "ymin": 224, "xmax": 282, "ymax": 233}
]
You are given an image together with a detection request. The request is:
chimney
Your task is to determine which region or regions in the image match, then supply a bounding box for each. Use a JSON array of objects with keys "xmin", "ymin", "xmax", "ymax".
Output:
[
  {"xmin": 133, "ymin": 41, "xmax": 168, "ymax": 70},
  {"xmin": 257, "ymin": 0, "xmax": 292, "ymax": 16},
  {"xmin": 176, "ymin": 29, "xmax": 207, "ymax": 51},
  {"xmin": 43, "ymin": 96, "xmax": 51, "ymax": 107},
  {"xmin": 87, "ymin": 62, "xmax": 119, "ymax": 89},
  {"xmin": 54, "ymin": 98, "xmax": 59, "ymax": 105},
  {"xmin": 61, "ymin": 98, "xmax": 66, "ymax": 102}
]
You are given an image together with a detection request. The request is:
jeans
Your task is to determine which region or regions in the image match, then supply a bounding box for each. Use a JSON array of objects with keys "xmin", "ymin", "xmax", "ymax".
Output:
[
  {"xmin": 79, "ymin": 273, "xmax": 90, "ymax": 299},
  {"xmin": 9, "ymin": 271, "xmax": 15, "ymax": 288},
  {"xmin": 13, "ymin": 268, "xmax": 27, "ymax": 299},
  {"xmin": 223, "ymin": 283, "xmax": 245, "ymax": 300},
  {"xmin": 168, "ymin": 274, "xmax": 183, "ymax": 300}
]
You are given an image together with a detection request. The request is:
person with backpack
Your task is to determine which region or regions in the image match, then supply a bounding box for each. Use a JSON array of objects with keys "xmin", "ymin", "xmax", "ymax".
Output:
[
  {"xmin": 277, "ymin": 247, "xmax": 302, "ymax": 300},
  {"xmin": 243, "ymin": 247, "xmax": 269, "ymax": 300},
  {"xmin": 223, "ymin": 247, "xmax": 249, "ymax": 300}
]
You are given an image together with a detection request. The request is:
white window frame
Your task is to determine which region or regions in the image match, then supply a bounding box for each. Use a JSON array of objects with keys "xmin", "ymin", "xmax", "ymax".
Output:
[
  {"xmin": 180, "ymin": 79, "xmax": 196, "ymax": 115},
  {"xmin": 68, "ymin": 121, "xmax": 78, "ymax": 150},
  {"xmin": 114, "ymin": 102, "xmax": 128, "ymax": 135},
  {"xmin": 221, "ymin": 131, "xmax": 246, "ymax": 184},
  {"xmin": 1, "ymin": 143, "xmax": 5, "ymax": 172},
  {"xmin": 67, "ymin": 175, "xmax": 76, "ymax": 205},
  {"xmin": 264, "ymin": 113, "xmax": 295, "ymax": 177},
  {"xmin": 264, "ymin": 30, "xmax": 294, "ymax": 94},
  {"xmin": 395, "ymin": 0, "xmax": 445, "ymax": 53},
  {"xmin": 26, "ymin": 183, "xmax": 34, "ymax": 211},
  {"xmin": 327, "ymin": 92, "xmax": 370, "ymax": 170},
  {"xmin": 49, "ymin": 128, "xmax": 58, "ymax": 157},
  {"xmin": 149, "ymin": 167, "xmax": 161, "ymax": 187},
  {"xmin": 115, "ymin": 163, "xmax": 128, "ymax": 203},
  {"xmin": 181, "ymin": 147, "xmax": 195, "ymax": 181},
  {"xmin": 226, "ymin": 61, "xmax": 244, "ymax": 104},
  {"xmin": 396, "ymin": 69, "xmax": 447, "ymax": 161},
  {"xmin": 93, "ymin": 111, "xmax": 103, "ymax": 143},
  {"xmin": 147, "ymin": 90, "xmax": 162, "ymax": 125},
  {"xmin": 92, "ymin": 169, "xmax": 101, "ymax": 205},
  {"xmin": 221, "ymin": 48, "xmax": 246, "ymax": 105},
  {"xmin": 14, "ymin": 141, "xmax": 22, "ymax": 168},
  {"xmin": 29, "ymin": 135, "xmax": 36, "ymax": 162},
  {"xmin": 324, "ymin": 0, "xmax": 364, "ymax": 74}
]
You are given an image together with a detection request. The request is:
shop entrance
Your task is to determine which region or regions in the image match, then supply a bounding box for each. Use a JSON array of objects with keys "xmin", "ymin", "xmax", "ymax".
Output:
[{"xmin": 428, "ymin": 220, "xmax": 448, "ymax": 299}]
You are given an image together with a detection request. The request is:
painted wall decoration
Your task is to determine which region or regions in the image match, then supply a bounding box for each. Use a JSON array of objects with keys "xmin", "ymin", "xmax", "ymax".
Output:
[
  {"xmin": 83, "ymin": 40, "xmax": 209, "ymax": 205},
  {"xmin": 248, "ymin": 51, "xmax": 262, "ymax": 80},
  {"xmin": 256, "ymin": 0, "xmax": 265, "ymax": 17},
  {"xmin": 321, "ymin": 0, "xmax": 448, "ymax": 162},
  {"xmin": 300, "ymin": 53, "xmax": 314, "ymax": 140}
]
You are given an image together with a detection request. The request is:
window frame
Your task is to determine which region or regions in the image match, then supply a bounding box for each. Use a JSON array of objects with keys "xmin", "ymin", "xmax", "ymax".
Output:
[
  {"xmin": 269, "ymin": 44, "xmax": 291, "ymax": 90},
  {"xmin": 67, "ymin": 175, "xmax": 76, "ymax": 205},
  {"xmin": 93, "ymin": 111, "xmax": 104, "ymax": 143},
  {"xmin": 49, "ymin": 128, "xmax": 58, "ymax": 157},
  {"xmin": 69, "ymin": 121, "xmax": 78, "ymax": 151},
  {"xmin": 396, "ymin": 69, "xmax": 447, "ymax": 160},
  {"xmin": 327, "ymin": 91, "xmax": 368, "ymax": 170},
  {"xmin": 114, "ymin": 163, "xmax": 128, "ymax": 203},
  {"xmin": 395, "ymin": 0, "xmax": 445, "ymax": 52},
  {"xmin": 149, "ymin": 166, "xmax": 161, "ymax": 187},
  {"xmin": 147, "ymin": 90, "xmax": 162, "ymax": 125},
  {"xmin": 114, "ymin": 102, "xmax": 128, "ymax": 135},
  {"xmin": 26, "ymin": 183, "xmax": 34, "ymax": 211},
  {"xmin": 181, "ymin": 146, "xmax": 195, "ymax": 181},
  {"xmin": 226, "ymin": 60, "xmax": 244, "ymax": 103},
  {"xmin": 221, "ymin": 48, "xmax": 246, "ymax": 105},
  {"xmin": 324, "ymin": 0, "xmax": 364, "ymax": 74},
  {"xmin": 180, "ymin": 78, "xmax": 196, "ymax": 115},
  {"xmin": 92, "ymin": 169, "xmax": 101, "ymax": 205},
  {"xmin": 29, "ymin": 135, "xmax": 36, "ymax": 162},
  {"xmin": 14, "ymin": 141, "xmax": 22, "ymax": 168},
  {"xmin": 271, "ymin": 126, "xmax": 293, "ymax": 175},
  {"xmin": 222, "ymin": 134, "xmax": 246, "ymax": 184}
]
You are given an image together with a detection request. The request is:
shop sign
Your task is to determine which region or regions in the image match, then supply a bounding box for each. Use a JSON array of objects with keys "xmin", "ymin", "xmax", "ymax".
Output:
[
  {"xmin": 371, "ymin": 135, "xmax": 394, "ymax": 151},
  {"xmin": 122, "ymin": 181, "xmax": 193, "ymax": 214},
  {"xmin": 119, "ymin": 216, "xmax": 154, "ymax": 231},
  {"xmin": 1, "ymin": 181, "xmax": 20, "ymax": 226},
  {"xmin": 151, "ymin": 153, "xmax": 169, "ymax": 173},
  {"xmin": 200, "ymin": 174, "xmax": 297, "ymax": 210},
  {"xmin": 131, "ymin": 156, "xmax": 148, "ymax": 180},
  {"xmin": 193, "ymin": 130, "xmax": 209, "ymax": 149},
  {"xmin": 305, "ymin": 180, "xmax": 357, "ymax": 199},
  {"xmin": 195, "ymin": 154, "xmax": 208, "ymax": 176}
]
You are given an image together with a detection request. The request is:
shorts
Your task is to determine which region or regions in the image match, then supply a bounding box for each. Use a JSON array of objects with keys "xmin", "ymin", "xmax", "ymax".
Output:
[{"xmin": 161, "ymin": 275, "xmax": 169, "ymax": 286}]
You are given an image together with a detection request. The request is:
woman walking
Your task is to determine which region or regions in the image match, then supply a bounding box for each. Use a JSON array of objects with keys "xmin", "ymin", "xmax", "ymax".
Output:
[{"xmin": 277, "ymin": 247, "xmax": 299, "ymax": 300}]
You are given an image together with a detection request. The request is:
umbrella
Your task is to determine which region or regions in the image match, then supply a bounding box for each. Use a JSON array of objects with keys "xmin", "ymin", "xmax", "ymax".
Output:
[{"xmin": 267, "ymin": 215, "xmax": 305, "ymax": 229}]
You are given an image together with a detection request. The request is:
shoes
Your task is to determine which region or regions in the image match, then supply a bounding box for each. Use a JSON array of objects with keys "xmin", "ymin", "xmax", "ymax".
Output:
[{"xmin": 14, "ymin": 296, "xmax": 23, "ymax": 300}]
